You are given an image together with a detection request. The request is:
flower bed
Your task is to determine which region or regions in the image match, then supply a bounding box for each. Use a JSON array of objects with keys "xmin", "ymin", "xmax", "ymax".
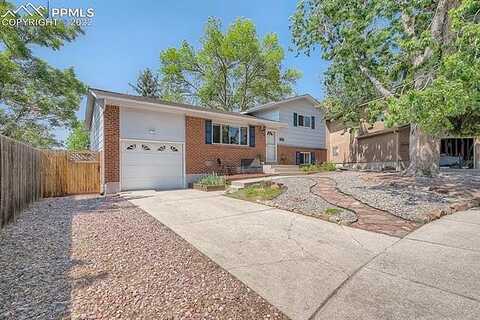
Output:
[{"xmin": 193, "ymin": 173, "xmax": 227, "ymax": 192}]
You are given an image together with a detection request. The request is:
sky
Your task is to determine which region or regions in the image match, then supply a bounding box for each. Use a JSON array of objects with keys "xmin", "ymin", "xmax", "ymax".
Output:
[{"xmin": 17, "ymin": 0, "xmax": 329, "ymax": 142}]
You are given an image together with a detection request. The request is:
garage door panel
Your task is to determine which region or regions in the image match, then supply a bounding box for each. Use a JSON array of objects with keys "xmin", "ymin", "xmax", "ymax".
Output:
[
  {"xmin": 121, "ymin": 141, "xmax": 184, "ymax": 190},
  {"xmin": 122, "ymin": 176, "xmax": 183, "ymax": 190},
  {"xmin": 122, "ymin": 155, "xmax": 182, "ymax": 167},
  {"xmin": 122, "ymin": 166, "xmax": 182, "ymax": 179}
]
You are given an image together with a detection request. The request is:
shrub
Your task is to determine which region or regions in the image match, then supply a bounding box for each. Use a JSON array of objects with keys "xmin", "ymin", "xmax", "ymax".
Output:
[
  {"xmin": 318, "ymin": 161, "xmax": 336, "ymax": 171},
  {"xmin": 228, "ymin": 182, "xmax": 285, "ymax": 201},
  {"xmin": 324, "ymin": 207, "xmax": 342, "ymax": 216},
  {"xmin": 300, "ymin": 164, "xmax": 317, "ymax": 172},
  {"xmin": 197, "ymin": 173, "xmax": 226, "ymax": 186},
  {"xmin": 300, "ymin": 161, "xmax": 336, "ymax": 172}
]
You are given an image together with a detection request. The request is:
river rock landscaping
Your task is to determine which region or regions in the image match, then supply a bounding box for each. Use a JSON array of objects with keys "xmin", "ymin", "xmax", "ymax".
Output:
[
  {"xmin": 262, "ymin": 177, "xmax": 357, "ymax": 224},
  {"xmin": 329, "ymin": 170, "xmax": 480, "ymax": 222},
  {"xmin": 0, "ymin": 195, "xmax": 287, "ymax": 320}
]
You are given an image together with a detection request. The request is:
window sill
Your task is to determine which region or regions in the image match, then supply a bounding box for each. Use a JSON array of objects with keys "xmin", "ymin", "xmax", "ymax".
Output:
[{"xmin": 210, "ymin": 143, "xmax": 251, "ymax": 148}]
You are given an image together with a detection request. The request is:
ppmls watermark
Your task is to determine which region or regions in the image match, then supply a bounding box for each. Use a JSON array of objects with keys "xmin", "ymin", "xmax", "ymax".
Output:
[{"xmin": 1, "ymin": 1, "xmax": 95, "ymax": 27}]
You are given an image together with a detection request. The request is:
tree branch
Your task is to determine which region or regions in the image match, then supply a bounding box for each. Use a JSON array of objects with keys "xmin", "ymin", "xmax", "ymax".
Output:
[
  {"xmin": 413, "ymin": 0, "xmax": 453, "ymax": 67},
  {"xmin": 401, "ymin": 12, "xmax": 415, "ymax": 37},
  {"xmin": 359, "ymin": 65, "xmax": 394, "ymax": 98}
]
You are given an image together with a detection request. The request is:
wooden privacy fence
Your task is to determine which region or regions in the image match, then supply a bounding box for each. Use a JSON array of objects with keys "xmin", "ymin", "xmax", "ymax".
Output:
[
  {"xmin": 42, "ymin": 150, "xmax": 100, "ymax": 197},
  {"xmin": 0, "ymin": 135, "xmax": 100, "ymax": 227},
  {"xmin": 0, "ymin": 135, "xmax": 43, "ymax": 228}
]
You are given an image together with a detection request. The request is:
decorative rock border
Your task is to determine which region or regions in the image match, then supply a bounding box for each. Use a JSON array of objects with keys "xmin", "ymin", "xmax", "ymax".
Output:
[{"xmin": 420, "ymin": 197, "xmax": 480, "ymax": 223}]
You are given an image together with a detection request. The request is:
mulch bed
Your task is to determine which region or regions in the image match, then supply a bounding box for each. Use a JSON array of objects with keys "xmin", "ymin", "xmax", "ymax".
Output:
[{"xmin": 0, "ymin": 195, "xmax": 288, "ymax": 320}]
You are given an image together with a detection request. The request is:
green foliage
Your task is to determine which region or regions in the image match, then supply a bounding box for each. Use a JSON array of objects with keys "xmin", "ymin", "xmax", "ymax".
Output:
[
  {"xmin": 388, "ymin": 0, "xmax": 480, "ymax": 136},
  {"xmin": 197, "ymin": 173, "xmax": 226, "ymax": 186},
  {"xmin": 0, "ymin": 1, "xmax": 86, "ymax": 148},
  {"xmin": 129, "ymin": 68, "xmax": 161, "ymax": 98},
  {"xmin": 66, "ymin": 120, "xmax": 90, "ymax": 151},
  {"xmin": 228, "ymin": 182, "xmax": 284, "ymax": 201},
  {"xmin": 291, "ymin": 0, "xmax": 480, "ymax": 137},
  {"xmin": 324, "ymin": 208, "xmax": 342, "ymax": 216},
  {"xmin": 159, "ymin": 17, "xmax": 301, "ymax": 111},
  {"xmin": 300, "ymin": 161, "xmax": 336, "ymax": 172}
]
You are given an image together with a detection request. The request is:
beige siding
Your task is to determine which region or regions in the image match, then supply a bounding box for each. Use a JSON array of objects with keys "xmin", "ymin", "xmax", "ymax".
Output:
[
  {"xmin": 327, "ymin": 121, "xmax": 410, "ymax": 170},
  {"xmin": 357, "ymin": 133, "xmax": 396, "ymax": 163},
  {"xmin": 327, "ymin": 122, "xmax": 356, "ymax": 164}
]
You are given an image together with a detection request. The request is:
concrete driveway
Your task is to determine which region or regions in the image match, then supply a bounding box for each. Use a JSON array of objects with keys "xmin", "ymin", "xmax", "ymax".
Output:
[{"xmin": 125, "ymin": 189, "xmax": 480, "ymax": 320}]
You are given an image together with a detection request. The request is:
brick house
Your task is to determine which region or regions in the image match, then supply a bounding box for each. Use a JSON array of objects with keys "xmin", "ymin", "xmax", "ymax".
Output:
[{"xmin": 85, "ymin": 89, "xmax": 327, "ymax": 193}]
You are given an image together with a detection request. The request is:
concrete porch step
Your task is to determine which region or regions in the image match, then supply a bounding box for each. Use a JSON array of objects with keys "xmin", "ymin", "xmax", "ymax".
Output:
[
  {"xmin": 263, "ymin": 164, "xmax": 305, "ymax": 175},
  {"xmin": 230, "ymin": 177, "xmax": 275, "ymax": 190}
]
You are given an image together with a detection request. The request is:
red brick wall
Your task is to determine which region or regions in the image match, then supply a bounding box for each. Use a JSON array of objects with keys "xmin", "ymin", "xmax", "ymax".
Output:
[
  {"xmin": 185, "ymin": 116, "xmax": 266, "ymax": 174},
  {"xmin": 103, "ymin": 105, "xmax": 120, "ymax": 183},
  {"xmin": 277, "ymin": 145, "xmax": 327, "ymax": 165}
]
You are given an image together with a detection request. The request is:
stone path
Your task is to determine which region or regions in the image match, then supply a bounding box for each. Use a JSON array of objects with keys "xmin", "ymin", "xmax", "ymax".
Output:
[{"xmin": 311, "ymin": 177, "xmax": 419, "ymax": 237}]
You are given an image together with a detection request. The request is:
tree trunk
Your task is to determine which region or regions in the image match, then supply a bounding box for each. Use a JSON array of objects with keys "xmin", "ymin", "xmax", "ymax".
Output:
[{"xmin": 404, "ymin": 124, "xmax": 440, "ymax": 176}]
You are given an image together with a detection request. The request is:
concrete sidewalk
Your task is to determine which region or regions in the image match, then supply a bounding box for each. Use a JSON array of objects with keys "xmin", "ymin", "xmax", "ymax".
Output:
[
  {"xmin": 125, "ymin": 190, "xmax": 480, "ymax": 320},
  {"xmin": 315, "ymin": 208, "xmax": 480, "ymax": 320}
]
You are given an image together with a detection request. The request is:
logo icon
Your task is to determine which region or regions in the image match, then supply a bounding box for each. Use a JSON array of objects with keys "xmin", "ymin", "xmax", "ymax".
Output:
[{"xmin": 2, "ymin": 2, "xmax": 46, "ymax": 18}]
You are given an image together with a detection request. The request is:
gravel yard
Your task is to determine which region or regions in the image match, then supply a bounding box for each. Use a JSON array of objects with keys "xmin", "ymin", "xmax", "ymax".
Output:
[
  {"xmin": 263, "ymin": 177, "xmax": 354, "ymax": 221},
  {"xmin": 0, "ymin": 195, "xmax": 287, "ymax": 320},
  {"xmin": 329, "ymin": 171, "xmax": 477, "ymax": 221}
]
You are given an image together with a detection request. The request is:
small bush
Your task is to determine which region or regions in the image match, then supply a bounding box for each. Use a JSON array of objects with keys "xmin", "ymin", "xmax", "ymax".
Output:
[
  {"xmin": 319, "ymin": 161, "xmax": 336, "ymax": 171},
  {"xmin": 197, "ymin": 173, "xmax": 226, "ymax": 186},
  {"xmin": 300, "ymin": 162, "xmax": 336, "ymax": 172},
  {"xmin": 324, "ymin": 207, "xmax": 342, "ymax": 216},
  {"xmin": 228, "ymin": 182, "xmax": 284, "ymax": 201},
  {"xmin": 300, "ymin": 164, "xmax": 317, "ymax": 172}
]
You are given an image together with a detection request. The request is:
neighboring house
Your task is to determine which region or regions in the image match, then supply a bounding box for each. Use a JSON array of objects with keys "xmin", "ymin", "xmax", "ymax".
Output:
[
  {"xmin": 85, "ymin": 89, "xmax": 327, "ymax": 193},
  {"xmin": 244, "ymin": 95, "xmax": 327, "ymax": 166},
  {"xmin": 327, "ymin": 121, "xmax": 480, "ymax": 170}
]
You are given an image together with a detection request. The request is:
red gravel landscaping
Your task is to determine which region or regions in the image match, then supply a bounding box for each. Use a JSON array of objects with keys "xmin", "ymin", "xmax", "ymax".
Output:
[{"xmin": 0, "ymin": 195, "xmax": 288, "ymax": 320}]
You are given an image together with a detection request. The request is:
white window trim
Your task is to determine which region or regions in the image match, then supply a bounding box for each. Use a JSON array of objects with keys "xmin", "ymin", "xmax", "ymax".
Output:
[
  {"xmin": 212, "ymin": 123, "xmax": 250, "ymax": 146},
  {"xmin": 296, "ymin": 113, "xmax": 314, "ymax": 129},
  {"xmin": 300, "ymin": 151, "xmax": 312, "ymax": 164}
]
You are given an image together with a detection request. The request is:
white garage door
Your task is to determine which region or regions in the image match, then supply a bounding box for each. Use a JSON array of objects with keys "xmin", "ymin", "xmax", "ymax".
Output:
[{"xmin": 121, "ymin": 141, "xmax": 184, "ymax": 191}]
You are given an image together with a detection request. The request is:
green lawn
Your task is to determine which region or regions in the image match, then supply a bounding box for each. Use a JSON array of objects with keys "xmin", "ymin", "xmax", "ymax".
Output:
[{"xmin": 227, "ymin": 183, "xmax": 284, "ymax": 202}]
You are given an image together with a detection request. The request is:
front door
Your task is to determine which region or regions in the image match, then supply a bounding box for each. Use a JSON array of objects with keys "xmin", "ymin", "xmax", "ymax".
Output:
[{"xmin": 266, "ymin": 130, "xmax": 277, "ymax": 163}]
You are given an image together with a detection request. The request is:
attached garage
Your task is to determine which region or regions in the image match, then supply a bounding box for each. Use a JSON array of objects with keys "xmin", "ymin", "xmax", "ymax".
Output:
[{"xmin": 121, "ymin": 140, "xmax": 184, "ymax": 191}]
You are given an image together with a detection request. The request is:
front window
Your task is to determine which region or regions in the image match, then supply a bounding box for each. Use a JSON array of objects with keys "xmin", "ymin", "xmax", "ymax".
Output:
[
  {"xmin": 300, "ymin": 152, "xmax": 311, "ymax": 164},
  {"xmin": 304, "ymin": 116, "xmax": 311, "ymax": 128},
  {"xmin": 298, "ymin": 115, "xmax": 304, "ymax": 126},
  {"xmin": 213, "ymin": 123, "xmax": 249, "ymax": 146},
  {"xmin": 222, "ymin": 125, "xmax": 229, "ymax": 144},
  {"xmin": 213, "ymin": 124, "xmax": 221, "ymax": 143},
  {"xmin": 229, "ymin": 127, "xmax": 239, "ymax": 144},
  {"xmin": 296, "ymin": 113, "xmax": 313, "ymax": 128},
  {"xmin": 240, "ymin": 127, "xmax": 248, "ymax": 145}
]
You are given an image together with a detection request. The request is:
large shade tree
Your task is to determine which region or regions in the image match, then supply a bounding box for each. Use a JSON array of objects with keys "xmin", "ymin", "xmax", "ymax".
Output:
[
  {"xmin": 0, "ymin": 1, "xmax": 86, "ymax": 148},
  {"xmin": 291, "ymin": 0, "xmax": 480, "ymax": 176},
  {"xmin": 159, "ymin": 17, "xmax": 302, "ymax": 112}
]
